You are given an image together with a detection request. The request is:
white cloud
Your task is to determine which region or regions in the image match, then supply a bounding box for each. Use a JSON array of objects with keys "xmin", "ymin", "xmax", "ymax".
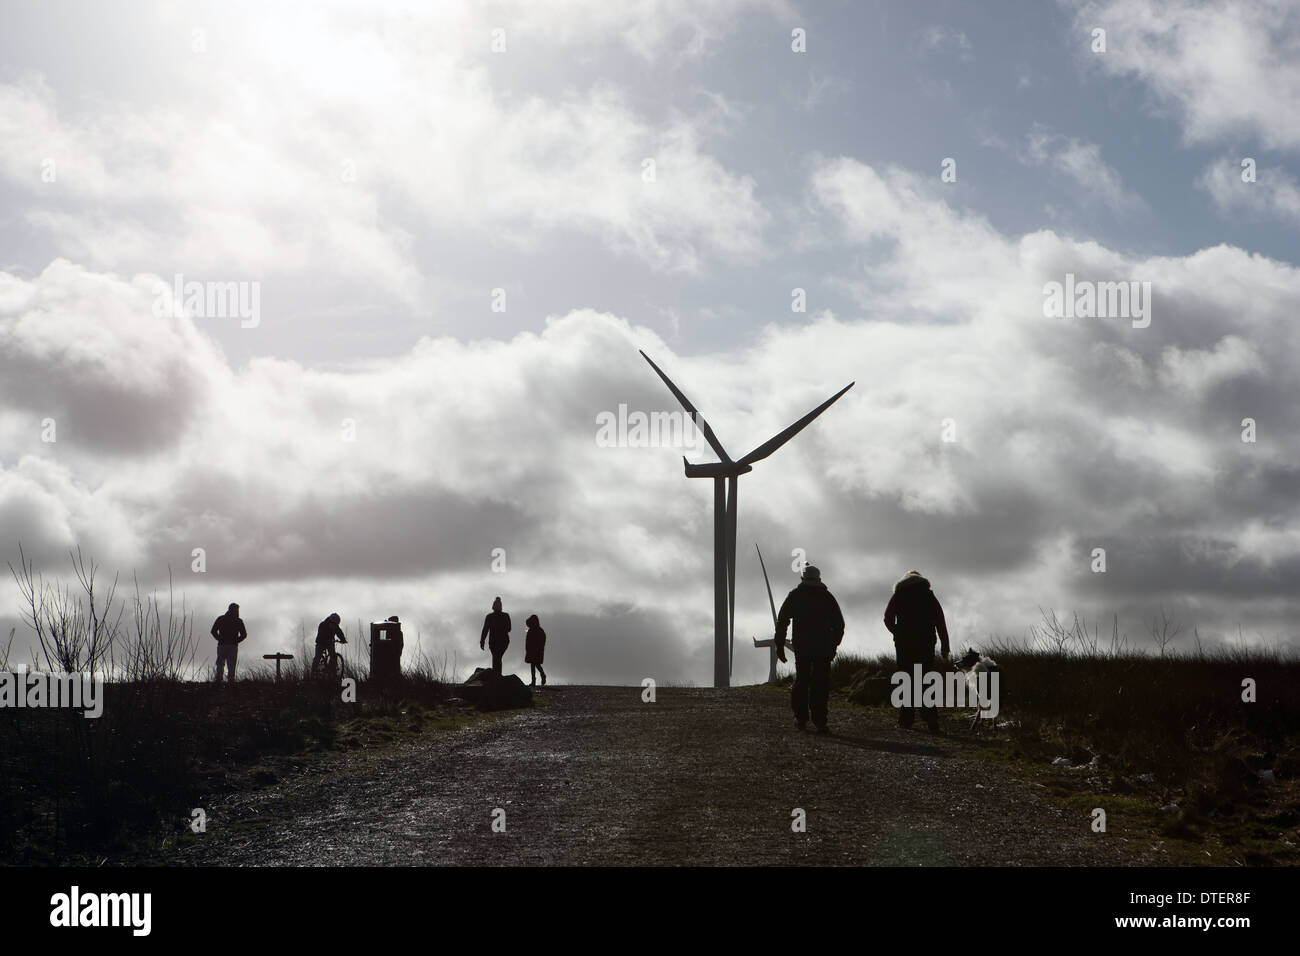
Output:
[
  {"xmin": 1074, "ymin": 0, "xmax": 1300, "ymax": 150},
  {"xmin": 1023, "ymin": 126, "xmax": 1147, "ymax": 214},
  {"xmin": 7, "ymin": 176, "xmax": 1300, "ymax": 678},
  {"xmin": 0, "ymin": 0, "xmax": 778, "ymax": 295},
  {"xmin": 486, "ymin": 0, "xmax": 796, "ymax": 61},
  {"xmin": 0, "ymin": 259, "xmax": 230, "ymax": 455},
  {"xmin": 809, "ymin": 156, "xmax": 1020, "ymax": 316},
  {"xmin": 1198, "ymin": 157, "xmax": 1300, "ymax": 225}
]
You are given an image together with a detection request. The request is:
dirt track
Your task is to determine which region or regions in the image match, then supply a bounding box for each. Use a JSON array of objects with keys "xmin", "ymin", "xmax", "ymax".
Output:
[{"xmin": 171, "ymin": 685, "xmax": 1164, "ymax": 866}]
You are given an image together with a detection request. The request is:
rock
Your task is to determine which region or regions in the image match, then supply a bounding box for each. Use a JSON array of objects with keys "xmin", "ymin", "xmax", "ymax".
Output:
[
  {"xmin": 460, "ymin": 668, "xmax": 533, "ymax": 711},
  {"xmin": 847, "ymin": 667, "xmax": 893, "ymax": 706}
]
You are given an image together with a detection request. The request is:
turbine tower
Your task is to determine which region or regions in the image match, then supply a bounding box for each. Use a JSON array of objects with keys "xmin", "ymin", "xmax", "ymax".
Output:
[{"xmin": 639, "ymin": 349, "xmax": 854, "ymax": 688}]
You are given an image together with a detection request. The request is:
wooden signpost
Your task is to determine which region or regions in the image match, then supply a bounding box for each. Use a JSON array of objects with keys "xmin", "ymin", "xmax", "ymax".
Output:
[{"xmin": 263, "ymin": 653, "xmax": 293, "ymax": 682}]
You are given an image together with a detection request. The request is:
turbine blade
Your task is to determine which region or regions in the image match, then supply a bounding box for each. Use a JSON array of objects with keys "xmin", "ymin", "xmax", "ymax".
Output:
[
  {"xmin": 639, "ymin": 350, "xmax": 732, "ymax": 463},
  {"xmin": 737, "ymin": 381, "xmax": 855, "ymax": 467},
  {"xmin": 755, "ymin": 543, "xmax": 778, "ymax": 627}
]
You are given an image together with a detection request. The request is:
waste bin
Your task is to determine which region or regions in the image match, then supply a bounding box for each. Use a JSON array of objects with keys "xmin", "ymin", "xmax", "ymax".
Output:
[{"xmin": 369, "ymin": 616, "xmax": 404, "ymax": 681}]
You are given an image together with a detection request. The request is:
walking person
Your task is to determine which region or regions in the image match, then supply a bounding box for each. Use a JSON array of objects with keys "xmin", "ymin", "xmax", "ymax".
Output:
[
  {"xmin": 775, "ymin": 565, "xmax": 845, "ymax": 735},
  {"xmin": 211, "ymin": 602, "xmax": 247, "ymax": 683},
  {"xmin": 524, "ymin": 614, "xmax": 547, "ymax": 687},
  {"xmin": 480, "ymin": 596, "xmax": 511, "ymax": 676},
  {"xmin": 883, "ymin": 570, "xmax": 951, "ymax": 733}
]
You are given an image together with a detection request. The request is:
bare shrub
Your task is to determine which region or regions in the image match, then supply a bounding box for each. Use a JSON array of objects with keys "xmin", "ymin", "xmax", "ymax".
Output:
[{"xmin": 9, "ymin": 544, "xmax": 120, "ymax": 673}]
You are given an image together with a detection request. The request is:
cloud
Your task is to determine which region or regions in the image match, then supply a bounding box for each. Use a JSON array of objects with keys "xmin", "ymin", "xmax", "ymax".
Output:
[
  {"xmin": 1023, "ymin": 126, "xmax": 1147, "ymax": 214},
  {"xmin": 6, "ymin": 170, "xmax": 1300, "ymax": 679},
  {"xmin": 1198, "ymin": 157, "xmax": 1300, "ymax": 225},
  {"xmin": 1073, "ymin": 0, "xmax": 1300, "ymax": 151},
  {"xmin": 0, "ymin": 0, "xmax": 777, "ymax": 289},
  {"xmin": 808, "ymin": 156, "xmax": 1019, "ymax": 316},
  {"xmin": 805, "ymin": 155, "xmax": 1300, "ymax": 640},
  {"xmin": 915, "ymin": 25, "xmax": 973, "ymax": 62},
  {"xmin": 0, "ymin": 259, "xmax": 229, "ymax": 455},
  {"xmin": 486, "ymin": 0, "xmax": 796, "ymax": 61}
]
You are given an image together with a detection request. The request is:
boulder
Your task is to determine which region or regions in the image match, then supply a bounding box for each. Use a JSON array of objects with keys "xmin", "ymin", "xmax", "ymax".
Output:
[
  {"xmin": 847, "ymin": 666, "xmax": 893, "ymax": 706},
  {"xmin": 460, "ymin": 668, "xmax": 533, "ymax": 711}
]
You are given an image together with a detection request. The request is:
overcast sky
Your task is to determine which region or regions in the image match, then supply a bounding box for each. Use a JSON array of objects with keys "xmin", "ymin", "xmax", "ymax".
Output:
[{"xmin": 1, "ymin": 0, "xmax": 1298, "ymax": 684}]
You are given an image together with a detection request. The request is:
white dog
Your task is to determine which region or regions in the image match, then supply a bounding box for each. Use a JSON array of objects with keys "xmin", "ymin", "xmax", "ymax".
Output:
[{"xmin": 955, "ymin": 649, "xmax": 1000, "ymax": 733}]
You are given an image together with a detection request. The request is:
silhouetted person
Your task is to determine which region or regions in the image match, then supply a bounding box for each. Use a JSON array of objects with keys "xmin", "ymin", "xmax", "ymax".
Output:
[
  {"xmin": 883, "ymin": 570, "xmax": 950, "ymax": 733},
  {"xmin": 480, "ymin": 597, "xmax": 511, "ymax": 676},
  {"xmin": 313, "ymin": 612, "xmax": 346, "ymax": 673},
  {"xmin": 524, "ymin": 614, "xmax": 547, "ymax": 687},
  {"xmin": 775, "ymin": 565, "xmax": 844, "ymax": 734},
  {"xmin": 385, "ymin": 615, "xmax": 404, "ymax": 657},
  {"xmin": 210, "ymin": 602, "xmax": 247, "ymax": 682}
]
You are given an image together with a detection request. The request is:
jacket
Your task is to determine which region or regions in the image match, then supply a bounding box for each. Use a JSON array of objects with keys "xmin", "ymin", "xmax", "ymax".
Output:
[
  {"xmin": 775, "ymin": 582, "xmax": 845, "ymax": 659},
  {"xmin": 211, "ymin": 613, "xmax": 247, "ymax": 645},
  {"xmin": 481, "ymin": 611, "xmax": 511, "ymax": 648},
  {"xmin": 315, "ymin": 617, "xmax": 345, "ymax": 648},
  {"xmin": 524, "ymin": 625, "xmax": 546, "ymax": 664},
  {"xmin": 883, "ymin": 573, "xmax": 949, "ymax": 654}
]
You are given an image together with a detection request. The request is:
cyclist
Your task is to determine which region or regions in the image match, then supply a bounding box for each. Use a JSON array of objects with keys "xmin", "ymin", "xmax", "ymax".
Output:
[{"xmin": 313, "ymin": 612, "xmax": 347, "ymax": 675}]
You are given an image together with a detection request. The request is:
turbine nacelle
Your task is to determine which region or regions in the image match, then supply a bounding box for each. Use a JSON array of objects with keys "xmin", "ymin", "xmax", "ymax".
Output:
[{"xmin": 683, "ymin": 458, "xmax": 752, "ymax": 479}]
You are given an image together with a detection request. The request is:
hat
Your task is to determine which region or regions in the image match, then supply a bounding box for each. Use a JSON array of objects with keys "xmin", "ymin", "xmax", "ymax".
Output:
[{"xmin": 801, "ymin": 565, "xmax": 821, "ymax": 583}]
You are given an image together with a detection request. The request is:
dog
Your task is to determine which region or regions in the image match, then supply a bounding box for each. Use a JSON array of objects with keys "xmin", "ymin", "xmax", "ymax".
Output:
[{"xmin": 954, "ymin": 649, "xmax": 1000, "ymax": 733}]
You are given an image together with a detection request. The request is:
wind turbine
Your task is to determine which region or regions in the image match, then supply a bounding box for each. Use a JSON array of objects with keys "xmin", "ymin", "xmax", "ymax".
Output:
[
  {"xmin": 639, "ymin": 349, "xmax": 854, "ymax": 688},
  {"xmin": 750, "ymin": 543, "xmax": 784, "ymax": 684}
]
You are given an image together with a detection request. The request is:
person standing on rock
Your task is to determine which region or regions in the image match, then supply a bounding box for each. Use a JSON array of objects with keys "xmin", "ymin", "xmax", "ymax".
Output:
[
  {"xmin": 883, "ymin": 570, "xmax": 950, "ymax": 733},
  {"xmin": 524, "ymin": 614, "xmax": 547, "ymax": 687},
  {"xmin": 775, "ymin": 565, "xmax": 845, "ymax": 735},
  {"xmin": 210, "ymin": 602, "xmax": 247, "ymax": 683},
  {"xmin": 480, "ymin": 596, "xmax": 511, "ymax": 676}
]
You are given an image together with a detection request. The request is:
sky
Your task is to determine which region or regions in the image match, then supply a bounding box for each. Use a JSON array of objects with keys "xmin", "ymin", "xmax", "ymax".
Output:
[{"xmin": 1, "ymin": 0, "xmax": 1298, "ymax": 685}]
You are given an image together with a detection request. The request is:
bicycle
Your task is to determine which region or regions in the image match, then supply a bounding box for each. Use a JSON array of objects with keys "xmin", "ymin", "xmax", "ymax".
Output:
[{"xmin": 311, "ymin": 635, "xmax": 348, "ymax": 682}]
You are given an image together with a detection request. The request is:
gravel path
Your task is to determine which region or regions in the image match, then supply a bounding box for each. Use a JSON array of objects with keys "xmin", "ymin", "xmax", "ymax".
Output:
[{"xmin": 171, "ymin": 685, "xmax": 1161, "ymax": 866}]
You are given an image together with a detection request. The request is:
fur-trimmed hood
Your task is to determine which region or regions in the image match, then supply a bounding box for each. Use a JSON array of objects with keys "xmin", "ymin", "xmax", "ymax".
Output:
[{"xmin": 893, "ymin": 571, "xmax": 931, "ymax": 592}]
